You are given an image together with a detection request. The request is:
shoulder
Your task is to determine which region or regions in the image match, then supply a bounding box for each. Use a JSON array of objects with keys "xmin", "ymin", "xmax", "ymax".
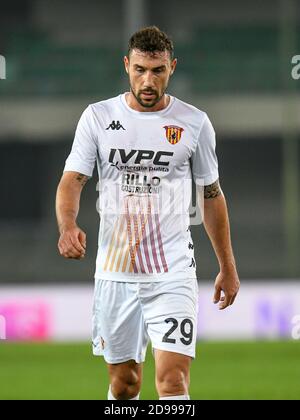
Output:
[
  {"xmin": 89, "ymin": 94, "xmax": 121, "ymax": 115},
  {"xmin": 81, "ymin": 95, "xmax": 122, "ymax": 128},
  {"xmin": 172, "ymin": 96, "xmax": 208, "ymax": 126}
]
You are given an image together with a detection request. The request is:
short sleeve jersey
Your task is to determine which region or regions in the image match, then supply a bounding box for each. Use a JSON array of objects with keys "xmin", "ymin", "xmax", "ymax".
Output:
[{"xmin": 64, "ymin": 93, "xmax": 219, "ymax": 282}]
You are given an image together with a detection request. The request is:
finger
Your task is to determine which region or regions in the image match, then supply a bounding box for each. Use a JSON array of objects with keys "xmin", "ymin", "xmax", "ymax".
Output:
[
  {"xmin": 68, "ymin": 251, "xmax": 82, "ymax": 259},
  {"xmin": 65, "ymin": 251, "xmax": 82, "ymax": 259},
  {"xmin": 214, "ymin": 286, "xmax": 222, "ymax": 304},
  {"xmin": 60, "ymin": 244, "xmax": 83, "ymax": 260},
  {"xmin": 230, "ymin": 293, "xmax": 238, "ymax": 306},
  {"xmin": 58, "ymin": 242, "xmax": 68, "ymax": 256},
  {"xmin": 58, "ymin": 242, "xmax": 63, "ymax": 254},
  {"xmin": 61, "ymin": 241, "xmax": 82, "ymax": 258},
  {"xmin": 219, "ymin": 294, "xmax": 233, "ymax": 310},
  {"xmin": 70, "ymin": 234, "xmax": 86, "ymax": 254},
  {"xmin": 78, "ymin": 231, "xmax": 87, "ymax": 249},
  {"xmin": 58, "ymin": 246, "xmax": 65, "ymax": 257}
]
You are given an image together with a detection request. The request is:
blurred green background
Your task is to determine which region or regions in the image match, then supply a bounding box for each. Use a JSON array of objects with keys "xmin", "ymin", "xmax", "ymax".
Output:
[{"xmin": 0, "ymin": 342, "xmax": 299, "ymax": 400}]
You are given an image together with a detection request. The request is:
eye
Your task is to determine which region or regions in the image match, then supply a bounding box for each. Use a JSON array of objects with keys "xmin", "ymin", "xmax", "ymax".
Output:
[
  {"xmin": 136, "ymin": 67, "xmax": 144, "ymax": 73},
  {"xmin": 154, "ymin": 68, "xmax": 165, "ymax": 74}
]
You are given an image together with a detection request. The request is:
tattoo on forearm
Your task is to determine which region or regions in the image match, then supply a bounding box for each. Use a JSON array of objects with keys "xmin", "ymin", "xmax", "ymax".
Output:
[
  {"xmin": 76, "ymin": 173, "xmax": 89, "ymax": 187},
  {"xmin": 204, "ymin": 179, "xmax": 222, "ymax": 199}
]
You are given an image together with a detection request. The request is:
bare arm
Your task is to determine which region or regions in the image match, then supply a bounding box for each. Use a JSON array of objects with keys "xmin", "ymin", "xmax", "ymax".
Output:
[
  {"xmin": 56, "ymin": 171, "xmax": 89, "ymax": 260},
  {"xmin": 202, "ymin": 179, "xmax": 240, "ymax": 310}
]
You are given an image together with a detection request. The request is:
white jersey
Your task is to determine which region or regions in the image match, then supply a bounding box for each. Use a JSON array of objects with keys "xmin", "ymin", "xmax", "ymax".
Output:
[{"xmin": 64, "ymin": 93, "xmax": 219, "ymax": 282}]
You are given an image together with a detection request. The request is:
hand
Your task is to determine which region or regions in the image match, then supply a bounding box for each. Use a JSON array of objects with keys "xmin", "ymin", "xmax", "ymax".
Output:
[
  {"xmin": 213, "ymin": 267, "xmax": 240, "ymax": 310},
  {"xmin": 58, "ymin": 224, "xmax": 87, "ymax": 260}
]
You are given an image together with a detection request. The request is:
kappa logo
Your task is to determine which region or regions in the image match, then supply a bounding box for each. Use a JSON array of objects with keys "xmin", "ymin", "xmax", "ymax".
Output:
[
  {"xmin": 106, "ymin": 120, "xmax": 126, "ymax": 131},
  {"xmin": 189, "ymin": 258, "xmax": 196, "ymax": 268},
  {"xmin": 92, "ymin": 338, "xmax": 105, "ymax": 350}
]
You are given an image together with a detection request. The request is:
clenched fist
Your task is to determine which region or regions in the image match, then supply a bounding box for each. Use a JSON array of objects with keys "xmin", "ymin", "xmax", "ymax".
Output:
[{"xmin": 58, "ymin": 224, "xmax": 87, "ymax": 260}]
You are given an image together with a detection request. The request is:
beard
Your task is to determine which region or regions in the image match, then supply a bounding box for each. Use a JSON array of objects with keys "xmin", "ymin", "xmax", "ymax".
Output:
[{"xmin": 130, "ymin": 84, "xmax": 167, "ymax": 109}]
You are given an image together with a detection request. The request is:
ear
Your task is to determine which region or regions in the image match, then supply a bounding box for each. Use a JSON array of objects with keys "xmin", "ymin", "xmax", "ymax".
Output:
[
  {"xmin": 170, "ymin": 58, "xmax": 177, "ymax": 76},
  {"xmin": 124, "ymin": 56, "xmax": 129, "ymax": 74}
]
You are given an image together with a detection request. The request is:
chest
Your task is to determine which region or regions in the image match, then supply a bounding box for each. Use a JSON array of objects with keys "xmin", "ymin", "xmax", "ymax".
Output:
[{"xmin": 97, "ymin": 118, "xmax": 195, "ymax": 171}]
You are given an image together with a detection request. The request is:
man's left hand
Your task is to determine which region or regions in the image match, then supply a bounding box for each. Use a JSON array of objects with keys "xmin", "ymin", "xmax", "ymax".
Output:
[{"xmin": 213, "ymin": 267, "xmax": 240, "ymax": 310}]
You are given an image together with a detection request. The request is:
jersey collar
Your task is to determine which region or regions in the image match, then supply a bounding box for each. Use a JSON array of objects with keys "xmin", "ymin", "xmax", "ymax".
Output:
[{"xmin": 120, "ymin": 92, "xmax": 175, "ymax": 119}]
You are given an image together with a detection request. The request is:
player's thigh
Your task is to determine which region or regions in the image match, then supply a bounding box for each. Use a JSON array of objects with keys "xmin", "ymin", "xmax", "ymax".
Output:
[
  {"xmin": 154, "ymin": 349, "xmax": 192, "ymax": 386},
  {"xmin": 93, "ymin": 279, "xmax": 149, "ymax": 364},
  {"xmin": 144, "ymin": 279, "xmax": 198, "ymax": 359}
]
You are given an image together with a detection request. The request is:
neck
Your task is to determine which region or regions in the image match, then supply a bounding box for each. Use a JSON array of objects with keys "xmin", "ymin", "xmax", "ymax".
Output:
[{"xmin": 125, "ymin": 91, "xmax": 170, "ymax": 112}]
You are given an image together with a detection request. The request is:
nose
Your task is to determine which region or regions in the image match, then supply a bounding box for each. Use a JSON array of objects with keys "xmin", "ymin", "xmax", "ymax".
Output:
[{"xmin": 142, "ymin": 71, "xmax": 155, "ymax": 89}]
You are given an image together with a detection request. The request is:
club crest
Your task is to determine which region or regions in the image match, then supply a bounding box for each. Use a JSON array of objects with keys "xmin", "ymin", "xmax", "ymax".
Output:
[{"xmin": 164, "ymin": 125, "xmax": 184, "ymax": 145}]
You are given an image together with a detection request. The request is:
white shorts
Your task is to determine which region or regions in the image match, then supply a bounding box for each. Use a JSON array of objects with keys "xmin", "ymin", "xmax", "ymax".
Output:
[{"xmin": 92, "ymin": 278, "xmax": 199, "ymax": 364}]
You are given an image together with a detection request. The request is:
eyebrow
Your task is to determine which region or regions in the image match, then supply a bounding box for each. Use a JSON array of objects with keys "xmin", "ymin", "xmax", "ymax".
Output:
[{"xmin": 134, "ymin": 64, "xmax": 166, "ymax": 71}]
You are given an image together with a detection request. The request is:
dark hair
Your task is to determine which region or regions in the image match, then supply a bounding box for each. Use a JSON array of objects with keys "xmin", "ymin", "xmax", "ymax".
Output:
[{"xmin": 128, "ymin": 26, "xmax": 174, "ymax": 59}]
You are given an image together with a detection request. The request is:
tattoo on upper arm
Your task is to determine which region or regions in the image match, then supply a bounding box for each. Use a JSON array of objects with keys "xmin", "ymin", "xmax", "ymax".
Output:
[
  {"xmin": 76, "ymin": 173, "xmax": 90, "ymax": 187},
  {"xmin": 204, "ymin": 179, "xmax": 222, "ymax": 199}
]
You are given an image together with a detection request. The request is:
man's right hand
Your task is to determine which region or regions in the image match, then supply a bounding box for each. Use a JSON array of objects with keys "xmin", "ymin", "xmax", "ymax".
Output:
[{"xmin": 58, "ymin": 224, "xmax": 87, "ymax": 260}]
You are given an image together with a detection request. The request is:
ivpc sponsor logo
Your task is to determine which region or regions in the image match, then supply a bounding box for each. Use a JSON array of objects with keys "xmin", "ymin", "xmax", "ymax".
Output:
[
  {"xmin": 0, "ymin": 315, "xmax": 6, "ymax": 340},
  {"xmin": 291, "ymin": 55, "xmax": 300, "ymax": 80},
  {"xmin": 0, "ymin": 55, "xmax": 6, "ymax": 80}
]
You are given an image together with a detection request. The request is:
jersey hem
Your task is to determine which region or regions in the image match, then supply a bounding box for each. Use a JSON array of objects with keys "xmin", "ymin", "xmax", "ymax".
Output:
[{"xmin": 94, "ymin": 271, "xmax": 198, "ymax": 283}]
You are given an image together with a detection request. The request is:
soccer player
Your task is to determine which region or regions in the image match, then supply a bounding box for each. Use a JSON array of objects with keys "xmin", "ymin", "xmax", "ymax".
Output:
[{"xmin": 56, "ymin": 26, "xmax": 240, "ymax": 400}]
